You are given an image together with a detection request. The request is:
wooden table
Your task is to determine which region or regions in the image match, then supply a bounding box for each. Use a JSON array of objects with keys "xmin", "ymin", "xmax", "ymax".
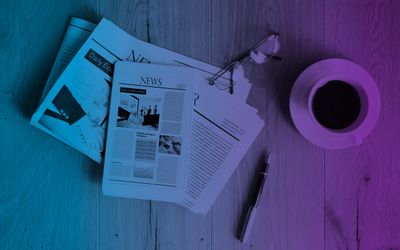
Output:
[{"xmin": 1, "ymin": 0, "xmax": 399, "ymax": 249}]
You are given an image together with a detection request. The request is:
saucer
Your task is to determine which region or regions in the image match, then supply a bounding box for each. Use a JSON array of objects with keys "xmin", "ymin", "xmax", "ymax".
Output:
[{"xmin": 289, "ymin": 58, "xmax": 380, "ymax": 149}]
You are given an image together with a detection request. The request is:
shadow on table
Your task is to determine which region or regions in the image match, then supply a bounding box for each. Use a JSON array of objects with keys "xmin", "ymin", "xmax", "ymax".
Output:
[
  {"xmin": 86, "ymin": 157, "xmax": 104, "ymax": 184},
  {"xmin": 247, "ymin": 29, "xmax": 327, "ymax": 130}
]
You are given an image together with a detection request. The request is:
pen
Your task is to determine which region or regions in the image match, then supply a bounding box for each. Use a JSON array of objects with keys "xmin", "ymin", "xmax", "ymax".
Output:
[{"xmin": 239, "ymin": 152, "xmax": 271, "ymax": 244}]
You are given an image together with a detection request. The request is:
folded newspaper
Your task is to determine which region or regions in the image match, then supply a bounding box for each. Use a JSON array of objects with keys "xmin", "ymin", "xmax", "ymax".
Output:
[
  {"xmin": 103, "ymin": 62, "xmax": 197, "ymax": 203},
  {"xmin": 31, "ymin": 17, "xmax": 265, "ymax": 213}
]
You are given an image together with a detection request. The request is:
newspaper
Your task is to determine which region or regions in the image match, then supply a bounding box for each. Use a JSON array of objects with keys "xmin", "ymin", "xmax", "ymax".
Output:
[
  {"xmin": 103, "ymin": 62, "xmax": 197, "ymax": 201},
  {"xmin": 31, "ymin": 18, "xmax": 251, "ymax": 163},
  {"xmin": 31, "ymin": 18, "xmax": 98, "ymax": 159},
  {"xmin": 103, "ymin": 61, "xmax": 264, "ymax": 213},
  {"xmin": 31, "ymin": 18, "xmax": 263, "ymax": 213},
  {"xmin": 181, "ymin": 91, "xmax": 264, "ymax": 213}
]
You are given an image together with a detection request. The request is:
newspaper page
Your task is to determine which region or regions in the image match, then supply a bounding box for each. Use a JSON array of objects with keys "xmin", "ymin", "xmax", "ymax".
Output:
[
  {"xmin": 102, "ymin": 62, "xmax": 196, "ymax": 202},
  {"xmin": 180, "ymin": 89, "xmax": 265, "ymax": 213},
  {"xmin": 31, "ymin": 18, "xmax": 97, "ymax": 157},
  {"xmin": 31, "ymin": 18, "xmax": 251, "ymax": 163}
]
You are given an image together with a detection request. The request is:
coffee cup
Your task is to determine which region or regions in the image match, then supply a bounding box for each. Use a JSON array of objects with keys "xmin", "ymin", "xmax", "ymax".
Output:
[{"xmin": 290, "ymin": 59, "xmax": 380, "ymax": 149}]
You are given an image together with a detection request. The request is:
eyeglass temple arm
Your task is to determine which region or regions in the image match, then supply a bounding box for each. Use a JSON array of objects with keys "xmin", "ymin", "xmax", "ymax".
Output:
[{"xmin": 208, "ymin": 33, "xmax": 281, "ymax": 84}]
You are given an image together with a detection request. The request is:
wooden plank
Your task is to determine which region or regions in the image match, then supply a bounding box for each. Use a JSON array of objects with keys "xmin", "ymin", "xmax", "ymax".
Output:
[
  {"xmin": 97, "ymin": 1, "xmax": 156, "ymax": 250},
  {"xmin": 324, "ymin": 1, "xmax": 400, "ymax": 249},
  {"xmin": 0, "ymin": 1, "xmax": 100, "ymax": 249},
  {"xmin": 210, "ymin": 0, "xmax": 325, "ymax": 249},
  {"xmin": 210, "ymin": 1, "xmax": 265, "ymax": 248},
  {"xmin": 148, "ymin": 0, "xmax": 213, "ymax": 64},
  {"xmin": 147, "ymin": 0, "xmax": 212, "ymax": 249},
  {"xmin": 3, "ymin": 1, "xmax": 399, "ymax": 250}
]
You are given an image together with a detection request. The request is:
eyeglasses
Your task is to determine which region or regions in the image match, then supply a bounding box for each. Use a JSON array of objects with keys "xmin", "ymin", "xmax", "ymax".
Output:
[{"xmin": 208, "ymin": 33, "xmax": 281, "ymax": 93}]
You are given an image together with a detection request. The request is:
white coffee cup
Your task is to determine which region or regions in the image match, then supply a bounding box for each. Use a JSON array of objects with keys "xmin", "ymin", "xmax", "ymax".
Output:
[{"xmin": 290, "ymin": 58, "xmax": 380, "ymax": 149}]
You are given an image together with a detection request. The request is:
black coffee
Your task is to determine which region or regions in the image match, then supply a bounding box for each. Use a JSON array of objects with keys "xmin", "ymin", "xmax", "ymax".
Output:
[{"xmin": 312, "ymin": 80, "xmax": 361, "ymax": 130}]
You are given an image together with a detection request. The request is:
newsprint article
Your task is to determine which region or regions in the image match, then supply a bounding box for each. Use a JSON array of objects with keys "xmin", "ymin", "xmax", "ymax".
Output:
[{"xmin": 102, "ymin": 62, "xmax": 197, "ymax": 203}]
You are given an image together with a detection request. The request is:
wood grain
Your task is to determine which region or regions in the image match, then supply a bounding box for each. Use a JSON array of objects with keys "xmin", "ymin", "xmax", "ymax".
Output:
[
  {"xmin": 96, "ymin": 1, "xmax": 156, "ymax": 250},
  {"xmin": 210, "ymin": 2, "xmax": 272, "ymax": 249},
  {"xmin": 324, "ymin": 1, "xmax": 400, "ymax": 249},
  {"xmin": 1, "ymin": 0, "xmax": 400, "ymax": 249},
  {"xmin": 0, "ymin": 1, "xmax": 99, "ymax": 249},
  {"xmin": 147, "ymin": 1, "xmax": 213, "ymax": 249},
  {"xmin": 210, "ymin": 0, "xmax": 326, "ymax": 249}
]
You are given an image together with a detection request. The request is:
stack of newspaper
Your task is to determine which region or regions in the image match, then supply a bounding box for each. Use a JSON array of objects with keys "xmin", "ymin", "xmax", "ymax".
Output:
[{"xmin": 31, "ymin": 17, "xmax": 264, "ymax": 214}]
